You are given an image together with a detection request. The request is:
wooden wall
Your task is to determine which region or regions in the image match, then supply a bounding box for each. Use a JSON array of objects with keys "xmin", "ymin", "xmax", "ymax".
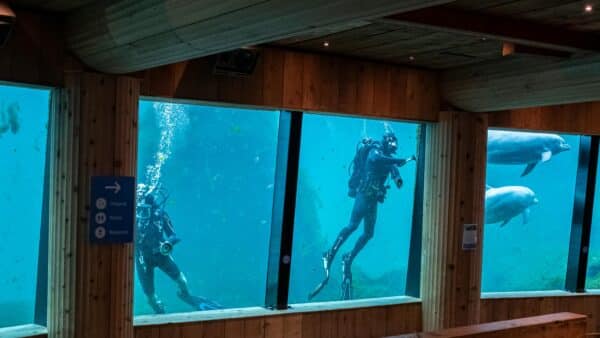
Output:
[
  {"xmin": 48, "ymin": 72, "xmax": 139, "ymax": 338},
  {"xmin": 488, "ymin": 101, "xmax": 600, "ymax": 135},
  {"xmin": 0, "ymin": 8, "xmax": 65, "ymax": 87},
  {"xmin": 421, "ymin": 111, "xmax": 487, "ymax": 330},
  {"xmin": 136, "ymin": 48, "xmax": 440, "ymax": 122},
  {"xmin": 134, "ymin": 303, "xmax": 422, "ymax": 338},
  {"xmin": 480, "ymin": 295, "xmax": 600, "ymax": 334}
]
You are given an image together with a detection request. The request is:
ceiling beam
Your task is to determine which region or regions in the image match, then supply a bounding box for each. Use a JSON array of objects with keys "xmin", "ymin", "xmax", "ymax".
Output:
[
  {"xmin": 441, "ymin": 54, "xmax": 600, "ymax": 112},
  {"xmin": 383, "ymin": 6, "xmax": 600, "ymax": 53},
  {"xmin": 66, "ymin": 0, "xmax": 455, "ymax": 73}
]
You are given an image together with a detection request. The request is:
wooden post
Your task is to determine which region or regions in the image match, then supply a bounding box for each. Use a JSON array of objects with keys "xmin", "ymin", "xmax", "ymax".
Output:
[
  {"xmin": 48, "ymin": 72, "xmax": 139, "ymax": 338},
  {"xmin": 421, "ymin": 111, "xmax": 488, "ymax": 330}
]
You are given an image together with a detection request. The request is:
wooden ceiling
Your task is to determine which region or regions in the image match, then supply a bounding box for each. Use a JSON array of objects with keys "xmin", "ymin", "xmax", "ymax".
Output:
[
  {"xmin": 14, "ymin": 0, "xmax": 95, "ymax": 12},
  {"xmin": 273, "ymin": 0, "xmax": 600, "ymax": 70}
]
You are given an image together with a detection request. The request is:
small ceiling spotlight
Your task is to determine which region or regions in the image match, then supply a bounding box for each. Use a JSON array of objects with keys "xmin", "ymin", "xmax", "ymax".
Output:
[
  {"xmin": 408, "ymin": 56, "xmax": 415, "ymax": 61},
  {"xmin": 323, "ymin": 41, "xmax": 330, "ymax": 47},
  {"xmin": 585, "ymin": 4, "xmax": 593, "ymax": 12},
  {"xmin": 480, "ymin": 37, "xmax": 488, "ymax": 41}
]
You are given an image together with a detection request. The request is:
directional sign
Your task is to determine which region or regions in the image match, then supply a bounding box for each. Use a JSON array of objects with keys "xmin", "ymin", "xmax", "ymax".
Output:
[{"xmin": 89, "ymin": 176, "xmax": 135, "ymax": 244}]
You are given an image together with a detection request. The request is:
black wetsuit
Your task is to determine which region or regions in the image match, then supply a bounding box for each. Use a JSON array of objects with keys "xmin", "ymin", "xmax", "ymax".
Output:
[
  {"xmin": 135, "ymin": 207, "xmax": 182, "ymax": 298},
  {"xmin": 330, "ymin": 146, "xmax": 409, "ymax": 266}
]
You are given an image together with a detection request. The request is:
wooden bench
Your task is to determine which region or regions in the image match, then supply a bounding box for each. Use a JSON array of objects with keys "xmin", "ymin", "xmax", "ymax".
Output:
[{"xmin": 384, "ymin": 312, "xmax": 587, "ymax": 338}]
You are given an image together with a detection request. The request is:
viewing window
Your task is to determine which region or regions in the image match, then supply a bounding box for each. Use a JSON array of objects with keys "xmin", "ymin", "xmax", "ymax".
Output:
[
  {"xmin": 289, "ymin": 114, "xmax": 421, "ymax": 304},
  {"xmin": 482, "ymin": 129, "xmax": 580, "ymax": 292},
  {"xmin": 0, "ymin": 84, "xmax": 50, "ymax": 327},
  {"xmin": 586, "ymin": 163, "xmax": 600, "ymax": 290},
  {"xmin": 134, "ymin": 100, "xmax": 280, "ymax": 315}
]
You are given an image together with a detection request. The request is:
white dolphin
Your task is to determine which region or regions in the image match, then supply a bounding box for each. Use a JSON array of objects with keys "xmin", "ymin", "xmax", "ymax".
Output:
[
  {"xmin": 485, "ymin": 185, "xmax": 538, "ymax": 227},
  {"xmin": 487, "ymin": 130, "xmax": 570, "ymax": 177}
]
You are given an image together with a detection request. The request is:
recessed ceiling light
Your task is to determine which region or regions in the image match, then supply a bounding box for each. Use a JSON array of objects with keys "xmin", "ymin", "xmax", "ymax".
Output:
[
  {"xmin": 480, "ymin": 37, "xmax": 488, "ymax": 41},
  {"xmin": 323, "ymin": 41, "xmax": 329, "ymax": 47},
  {"xmin": 585, "ymin": 4, "xmax": 593, "ymax": 12},
  {"xmin": 408, "ymin": 56, "xmax": 415, "ymax": 61}
]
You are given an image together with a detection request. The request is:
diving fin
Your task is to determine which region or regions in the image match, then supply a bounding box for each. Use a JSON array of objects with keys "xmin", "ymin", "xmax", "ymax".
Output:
[
  {"xmin": 341, "ymin": 254, "xmax": 353, "ymax": 300},
  {"xmin": 178, "ymin": 291, "xmax": 223, "ymax": 311},
  {"xmin": 521, "ymin": 162, "xmax": 538, "ymax": 177},
  {"xmin": 308, "ymin": 251, "xmax": 333, "ymax": 300}
]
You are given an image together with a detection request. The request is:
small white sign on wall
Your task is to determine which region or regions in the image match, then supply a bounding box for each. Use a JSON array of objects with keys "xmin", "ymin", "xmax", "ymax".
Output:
[{"xmin": 462, "ymin": 224, "xmax": 477, "ymax": 250}]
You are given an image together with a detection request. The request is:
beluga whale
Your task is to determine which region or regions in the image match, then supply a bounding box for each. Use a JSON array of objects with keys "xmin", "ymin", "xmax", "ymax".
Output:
[
  {"xmin": 485, "ymin": 185, "xmax": 538, "ymax": 227},
  {"xmin": 487, "ymin": 130, "xmax": 570, "ymax": 177}
]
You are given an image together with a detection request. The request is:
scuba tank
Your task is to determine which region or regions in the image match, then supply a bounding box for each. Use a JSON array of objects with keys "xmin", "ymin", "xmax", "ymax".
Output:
[{"xmin": 347, "ymin": 137, "xmax": 379, "ymax": 197}]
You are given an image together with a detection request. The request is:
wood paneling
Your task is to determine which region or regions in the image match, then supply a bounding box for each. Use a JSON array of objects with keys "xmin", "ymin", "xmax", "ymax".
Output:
[
  {"xmin": 274, "ymin": 22, "xmax": 503, "ymax": 70},
  {"xmin": 138, "ymin": 47, "xmax": 440, "ymax": 121},
  {"xmin": 480, "ymin": 295, "xmax": 600, "ymax": 334},
  {"xmin": 65, "ymin": 0, "xmax": 454, "ymax": 73},
  {"xmin": 132, "ymin": 303, "xmax": 422, "ymax": 338},
  {"xmin": 386, "ymin": 312, "xmax": 587, "ymax": 338},
  {"xmin": 0, "ymin": 9, "xmax": 65, "ymax": 87},
  {"xmin": 489, "ymin": 101, "xmax": 600, "ymax": 135},
  {"xmin": 48, "ymin": 72, "xmax": 139, "ymax": 338},
  {"xmin": 442, "ymin": 54, "xmax": 600, "ymax": 112},
  {"xmin": 421, "ymin": 111, "xmax": 488, "ymax": 330}
]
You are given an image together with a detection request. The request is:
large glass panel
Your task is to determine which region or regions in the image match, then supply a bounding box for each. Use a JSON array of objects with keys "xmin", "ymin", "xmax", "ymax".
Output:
[
  {"xmin": 134, "ymin": 100, "xmax": 279, "ymax": 315},
  {"xmin": 482, "ymin": 129, "xmax": 579, "ymax": 292},
  {"xmin": 0, "ymin": 85, "xmax": 50, "ymax": 327},
  {"xmin": 586, "ymin": 154, "xmax": 600, "ymax": 289},
  {"xmin": 289, "ymin": 114, "xmax": 419, "ymax": 304}
]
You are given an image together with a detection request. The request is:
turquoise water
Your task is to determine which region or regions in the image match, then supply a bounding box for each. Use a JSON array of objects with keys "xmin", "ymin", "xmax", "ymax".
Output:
[
  {"xmin": 289, "ymin": 115, "xmax": 418, "ymax": 303},
  {"xmin": 587, "ymin": 161, "xmax": 600, "ymax": 289},
  {"xmin": 483, "ymin": 130, "xmax": 580, "ymax": 292},
  {"xmin": 0, "ymin": 85, "xmax": 49, "ymax": 327},
  {"xmin": 134, "ymin": 101, "xmax": 279, "ymax": 315},
  {"xmin": 134, "ymin": 101, "xmax": 418, "ymax": 315}
]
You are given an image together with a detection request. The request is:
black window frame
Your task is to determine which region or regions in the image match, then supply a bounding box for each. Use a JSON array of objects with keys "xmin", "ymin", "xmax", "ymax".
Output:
[
  {"xmin": 481, "ymin": 130, "xmax": 600, "ymax": 294},
  {"xmin": 264, "ymin": 110, "xmax": 427, "ymax": 308}
]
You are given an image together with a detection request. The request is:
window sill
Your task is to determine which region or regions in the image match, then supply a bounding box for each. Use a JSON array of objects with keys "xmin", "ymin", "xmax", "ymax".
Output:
[
  {"xmin": 134, "ymin": 295, "xmax": 419, "ymax": 326},
  {"xmin": 0, "ymin": 324, "xmax": 47, "ymax": 338},
  {"xmin": 482, "ymin": 290, "xmax": 591, "ymax": 299}
]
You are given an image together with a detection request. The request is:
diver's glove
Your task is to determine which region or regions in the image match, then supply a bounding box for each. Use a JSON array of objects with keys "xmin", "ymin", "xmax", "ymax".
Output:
[{"xmin": 395, "ymin": 177, "xmax": 403, "ymax": 188}]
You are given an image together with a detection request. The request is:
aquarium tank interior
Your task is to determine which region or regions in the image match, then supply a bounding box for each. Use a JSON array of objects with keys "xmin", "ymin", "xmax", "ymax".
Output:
[
  {"xmin": 483, "ymin": 129, "xmax": 580, "ymax": 292},
  {"xmin": 0, "ymin": 84, "xmax": 50, "ymax": 327},
  {"xmin": 134, "ymin": 100, "xmax": 279, "ymax": 315},
  {"xmin": 134, "ymin": 99, "xmax": 422, "ymax": 316},
  {"xmin": 587, "ymin": 166, "xmax": 600, "ymax": 290},
  {"xmin": 289, "ymin": 114, "xmax": 419, "ymax": 304}
]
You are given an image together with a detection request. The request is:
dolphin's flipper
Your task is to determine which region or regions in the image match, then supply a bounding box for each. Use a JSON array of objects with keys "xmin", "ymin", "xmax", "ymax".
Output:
[
  {"xmin": 486, "ymin": 185, "xmax": 493, "ymax": 190},
  {"xmin": 522, "ymin": 208, "xmax": 530, "ymax": 224},
  {"xmin": 521, "ymin": 162, "xmax": 538, "ymax": 177},
  {"xmin": 541, "ymin": 150, "xmax": 552, "ymax": 162},
  {"xmin": 500, "ymin": 218, "xmax": 511, "ymax": 227}
]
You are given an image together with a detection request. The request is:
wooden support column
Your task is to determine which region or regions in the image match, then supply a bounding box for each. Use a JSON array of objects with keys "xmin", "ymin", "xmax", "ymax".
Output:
[
  {"xmin": 48, "ymin": 72, "xmax": 139, "ymax": 338},
  {"xmin": 421, "ymin": 111, "xmax": 488, "ymax": 330}
]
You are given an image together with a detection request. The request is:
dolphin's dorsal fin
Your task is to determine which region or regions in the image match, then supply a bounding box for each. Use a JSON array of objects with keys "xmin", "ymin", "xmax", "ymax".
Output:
[
  {"xmin": 541, "ymin": 150, "xmax": 552, "ymax": 162},
  {"xmin": 501, "ymin": 218, "xmax": 511, "ymax": 227},
  {"xmin": 522, "ymin": 208, "xmax": 530, "ymax": 224},
  {"xmin": 521, "ymin": 162, "xmax": 538, "ymax": 177}
]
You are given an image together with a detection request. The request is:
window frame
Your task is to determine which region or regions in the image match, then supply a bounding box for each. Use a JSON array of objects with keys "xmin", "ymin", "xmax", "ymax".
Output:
[
  {"xmin": 131, "ymin": 100, "xmax": 428, "ymax": 323},
  {"xmin": 480, "ymin": 130, "xmax": 600, "ymax": 296},
  {"xmin": 0, "ymin": 82, "xmax": 53, "ymax": 329}
]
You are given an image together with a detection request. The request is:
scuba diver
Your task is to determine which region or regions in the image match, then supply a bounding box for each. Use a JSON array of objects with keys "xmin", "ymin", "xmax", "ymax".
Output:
[
  {"xmin": 135, "ymin": 183, "xmax": 221, "ymax": 314},
  {"xmin": 309, "ymin": 129, "xmax": 416, "ymax": 300}
]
